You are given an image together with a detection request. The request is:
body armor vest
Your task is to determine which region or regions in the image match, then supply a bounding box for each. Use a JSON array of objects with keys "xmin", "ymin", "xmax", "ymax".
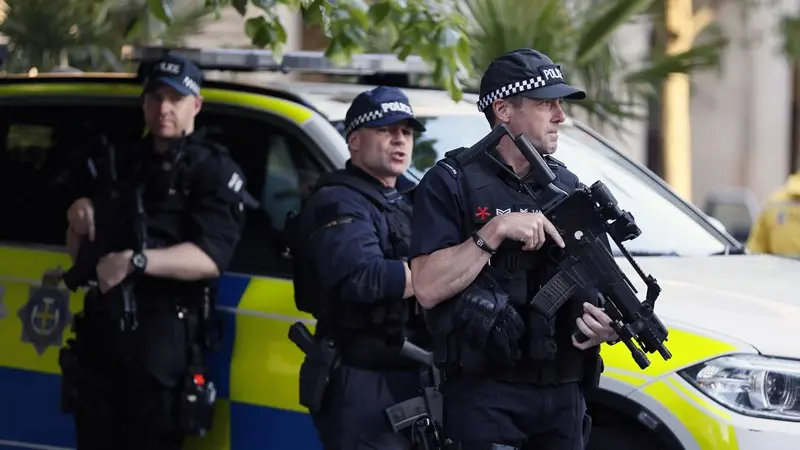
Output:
[
  {"xmin": 430, "ymin": 148, "xmax": 597, "ymax": 382},
  {"xmin": 287, "ymin": 170, "xmax": 425, "ymax": 368}
]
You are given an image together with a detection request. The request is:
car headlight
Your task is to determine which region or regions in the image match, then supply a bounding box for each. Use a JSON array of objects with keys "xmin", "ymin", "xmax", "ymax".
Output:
[{"xmin": 678, "ymin": 354, "xmax": 800, "ymax": 421}]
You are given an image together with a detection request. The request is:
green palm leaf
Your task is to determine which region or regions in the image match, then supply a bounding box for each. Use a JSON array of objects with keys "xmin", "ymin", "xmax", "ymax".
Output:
[{"xmin": 456, "ymin": 0, "xmax": 727, "ymax": 130}]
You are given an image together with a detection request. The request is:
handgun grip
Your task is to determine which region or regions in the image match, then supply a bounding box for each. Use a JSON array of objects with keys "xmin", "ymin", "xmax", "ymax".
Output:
[
  {"xmin": 288, "ymin": 321, "xmax": 316, "ymax": 356},
  {"xmin": 400, "ymin": 340, "xmax": 434, "ymax": 368}
]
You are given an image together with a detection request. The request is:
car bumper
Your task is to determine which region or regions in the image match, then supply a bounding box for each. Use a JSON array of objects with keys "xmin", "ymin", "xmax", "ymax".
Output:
[
  {"xmin": 628, "ymin": 374, "xmax": 800, "ymax": 450},
  {"xmin": 726, "ymin": 410, "xmax": 800, "ymax": 449},
  {"xmin": 734, "ymin": 427, "xmax": 800, "ymax": 449}
]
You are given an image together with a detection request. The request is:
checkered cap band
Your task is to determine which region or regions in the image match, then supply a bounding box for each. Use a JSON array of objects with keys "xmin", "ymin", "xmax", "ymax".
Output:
[
  {"xmin": 345, "ymin": 109, "xmax": 384, "ymax": 135},
  {"xmin": 477, "ymin": 76, "xmax": 548, "ymax": 112}
]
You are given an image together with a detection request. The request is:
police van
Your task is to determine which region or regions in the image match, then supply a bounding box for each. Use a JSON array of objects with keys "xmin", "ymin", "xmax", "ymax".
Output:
[{"xmin": 0, "ymin": 46, "xmax": 797, "ymax": 450}]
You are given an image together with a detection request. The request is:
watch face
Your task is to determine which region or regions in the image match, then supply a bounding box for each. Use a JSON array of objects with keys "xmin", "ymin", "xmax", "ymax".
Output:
[{"xmin": 132, "ymin": 254, "xmax": 146, "ymax": 269}]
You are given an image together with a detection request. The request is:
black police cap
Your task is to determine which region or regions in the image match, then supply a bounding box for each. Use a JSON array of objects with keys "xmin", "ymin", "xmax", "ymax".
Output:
[
  {"xmin": 477, "ymin": 48, "xmax": 586, "ymax": 112},
  {"xmin": 143, "ymin": 53, "xmax": 203, "ymax": 97}
]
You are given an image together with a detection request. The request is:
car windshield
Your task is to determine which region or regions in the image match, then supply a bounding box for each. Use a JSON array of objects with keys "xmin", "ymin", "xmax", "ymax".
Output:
[{"xmin": 332, "ymin": 115, "xmax": 731, "ymax": 257}]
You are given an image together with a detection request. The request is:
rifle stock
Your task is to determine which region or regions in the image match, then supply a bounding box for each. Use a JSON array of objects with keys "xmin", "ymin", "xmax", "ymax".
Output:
[{"xmin": 465, "ymin": 124, "xmax": 672, "ymax": 370}]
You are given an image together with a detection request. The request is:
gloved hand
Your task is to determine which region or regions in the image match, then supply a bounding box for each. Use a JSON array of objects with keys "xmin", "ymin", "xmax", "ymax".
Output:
[
  {"xmin": 487, "ymin": 302, "xmax": 525, "ymax": 367},
  {"xmin": 456, "ymin": 278, "xmax": 525, "ymax": 366}
]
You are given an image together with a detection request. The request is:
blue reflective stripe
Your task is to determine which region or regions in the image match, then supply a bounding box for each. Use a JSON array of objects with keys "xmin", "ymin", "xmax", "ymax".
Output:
[
  {"xmin": 216, "ymin": 274, "xmax": 251, "ymax": 309},
  {"xmin": 0, "ymin": 366, "xmax": 321, "ymax": 450}
]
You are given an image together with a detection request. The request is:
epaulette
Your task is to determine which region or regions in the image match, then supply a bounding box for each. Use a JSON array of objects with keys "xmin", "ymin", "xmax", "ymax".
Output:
[
  {"xmin": 437, "ymin": 147, "xmax": 468, "ymax": 179},
  {"xmin": 436, "ymin": 159, "xmax": 459, "ymax": 179},
  {"xmin": 544, "ymin": 155, "xmax": 566, "ymax": 168}
]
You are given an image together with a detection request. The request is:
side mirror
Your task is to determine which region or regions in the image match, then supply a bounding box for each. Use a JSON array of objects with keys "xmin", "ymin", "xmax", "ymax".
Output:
[{"xmin": 703, "ymin": 187, "xmax": 760, "ymax": 243}]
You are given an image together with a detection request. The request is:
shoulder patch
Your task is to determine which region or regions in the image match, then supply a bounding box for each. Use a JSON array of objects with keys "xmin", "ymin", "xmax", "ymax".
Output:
[{"xmin": 225, "ymin": 171, "xmax": 245, "ymax": 194}]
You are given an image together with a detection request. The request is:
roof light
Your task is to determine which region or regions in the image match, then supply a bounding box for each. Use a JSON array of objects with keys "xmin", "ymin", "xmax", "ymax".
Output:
[
  {"xmin": 121, "ymin": 45, "xmax": 281, "ymax": 71},
  {"xmin": 280, "ymin": 50, "xmax": 432, "ymax": 75},
  {"xmin": 49, "ymin": 66, "xmax": 84, "ymax": 73},
  {"xmin": 120, "ymin": 45, "xmax": 433, "ymax": 76}
]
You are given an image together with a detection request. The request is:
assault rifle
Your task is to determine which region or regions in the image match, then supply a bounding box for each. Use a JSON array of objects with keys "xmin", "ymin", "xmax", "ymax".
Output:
[
  {"xmin": 454, "ymin": 124, "xmax": 672, "ymax": 370},
  {"xmin": 61, "ymin": 135, "xmax": 139, "ymax": 332}
]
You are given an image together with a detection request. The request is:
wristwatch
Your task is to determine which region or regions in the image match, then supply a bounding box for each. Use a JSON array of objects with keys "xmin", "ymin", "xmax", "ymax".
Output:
[{"xmin": 131, "ymin": 251, "xmax": 148, "ymax": 276}]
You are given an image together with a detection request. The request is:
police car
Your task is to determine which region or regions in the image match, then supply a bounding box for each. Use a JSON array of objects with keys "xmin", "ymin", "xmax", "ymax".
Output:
[{"xmin": 0, "ymin": 46, "xmax": 797, "ymax": 450}]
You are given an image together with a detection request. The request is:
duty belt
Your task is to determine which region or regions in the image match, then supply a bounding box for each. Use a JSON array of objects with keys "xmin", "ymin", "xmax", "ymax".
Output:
[{"xmin": 337, "ymin": 337, "xmax": 420, "ymax": 371}]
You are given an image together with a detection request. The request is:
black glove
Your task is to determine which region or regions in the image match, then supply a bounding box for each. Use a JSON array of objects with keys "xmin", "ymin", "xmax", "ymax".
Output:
[
  {"xmin": 487, "ymin": 302, "xmax": 525, "ymax": 367},
  {"xmin": 456, "ymin": 278, "xmax": 525, "ymax": 366}
]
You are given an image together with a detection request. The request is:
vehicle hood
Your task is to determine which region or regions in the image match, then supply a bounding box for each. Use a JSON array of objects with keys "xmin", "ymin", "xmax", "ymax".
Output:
[{"xmin": 617, "ymin": 254, "xmax": 800, "ymax": 358}]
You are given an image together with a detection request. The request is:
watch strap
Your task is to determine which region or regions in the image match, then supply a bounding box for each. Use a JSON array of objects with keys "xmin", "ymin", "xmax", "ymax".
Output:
[
  {"xmin": 472, "ymin": 231, "xmax": 497, "ymax": 255},
  {"xmin": 131, "ymin": 251, "xmax": 147, "ymax": 276}
]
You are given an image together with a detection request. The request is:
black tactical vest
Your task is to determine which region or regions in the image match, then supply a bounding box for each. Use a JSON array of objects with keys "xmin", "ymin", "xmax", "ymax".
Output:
[
  {"xmin": 130, "ymin": 132, "xmax": 244, "ymax": 300},
  {"xmin": 287, "ymin": 170, "xmax": 425, "ymax": 367},
  {"xmin": 432, "ymin": 148, "xmax": 596, "ymax": 382}
]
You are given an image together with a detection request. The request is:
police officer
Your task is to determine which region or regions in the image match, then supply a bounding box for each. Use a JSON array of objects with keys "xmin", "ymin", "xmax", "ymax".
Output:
[
  {"xmin": 409, "ymin": 49, "xmax": 618, "ymax": 450},
  {"xmin": 746, "ymin": 171, "xmax": 800, "ymax": 257},
  {"xmin": 61, "ymin": 54, "xmax": 247, "ymax": 450},
  {"xmin": 289, "ymin": 86, "xmax": 430, "ymax": 449}
]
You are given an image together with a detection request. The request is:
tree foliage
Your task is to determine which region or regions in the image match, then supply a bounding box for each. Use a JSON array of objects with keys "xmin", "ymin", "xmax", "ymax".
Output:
[
  {"xmin": 150, "ymin": 0, "xmax": 473, "ymax": 101},
  {"xmin": 146, "ymin": 0, "xmax": 729, "ymax": 128},
  {"xmin": 459, "ymin": 0, "xmax": 728, "ymax": 130},
  {"xmin": 0, "ymin": 0, "xmax": 112, "ymax": 70},
  {"xmin": 0, "ymin": 0, "xmax": 214, "ymax": 72}
]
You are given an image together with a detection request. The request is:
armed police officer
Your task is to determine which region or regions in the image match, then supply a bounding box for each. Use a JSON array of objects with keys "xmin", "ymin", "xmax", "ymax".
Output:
[
  {"xmin": 60, "ymin": 54, "xmax": 247, "ymax": 450},
  {"xmin": 287, "ymin": 86, "xmax": 431, "ymax": 449},
  {"xmin": 409, "ymin": 49, "xmax": 619, "ymax": 450}
]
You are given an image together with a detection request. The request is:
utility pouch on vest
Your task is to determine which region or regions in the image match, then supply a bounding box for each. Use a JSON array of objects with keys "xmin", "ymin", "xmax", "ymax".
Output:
[
  {"xmin": 289, "ymin": 321, "xmax": 340, "ymax": 413},
  {"xmin": 178, "ymin": 307, "xmax": 217, "ymax": 437}
]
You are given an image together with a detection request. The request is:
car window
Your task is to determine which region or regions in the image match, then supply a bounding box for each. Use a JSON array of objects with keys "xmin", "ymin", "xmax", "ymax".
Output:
[
  {"xmin": 334, "ymin": 114, "xmax": 729, "ymax": 256},
  {"xmin": 0, "ymin": 102, "xmax": 145, "ymax": 247},
  {"xmin": 202, "ymin": 110, "xmax": 324, "ymax": 277},
  {"xmin": 0, "ymin": 98, "xmax": 324, "ymax": 278}
]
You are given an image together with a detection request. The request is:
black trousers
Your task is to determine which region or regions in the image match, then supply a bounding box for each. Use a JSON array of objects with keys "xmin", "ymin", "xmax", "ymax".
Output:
[
  {"xmin": 443, "ymin": 376, "xmax": 591, "ymax": 450},
  {"xmin": 66, "ymin": 308, "xmax": 191, "ymax": 450},
  {"xmin": 311, "ymin": 364, "xmax": 422, "ymax": 450}
]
